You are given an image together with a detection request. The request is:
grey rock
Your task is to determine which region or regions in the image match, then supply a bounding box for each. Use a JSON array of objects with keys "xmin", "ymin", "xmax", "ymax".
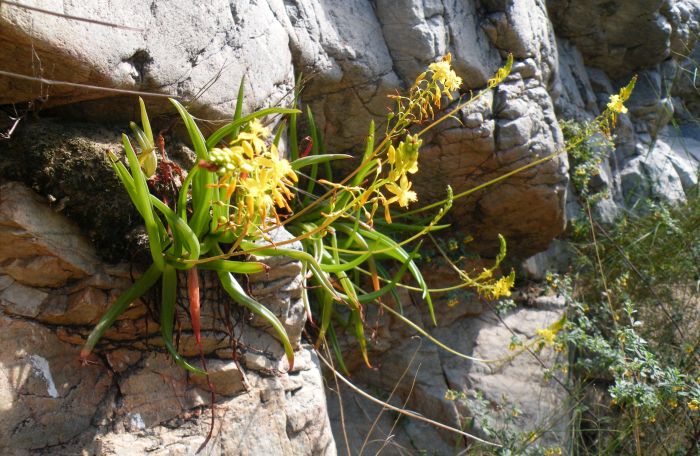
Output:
[
  {"xmin": 440, "ymin": 306, "xmax": 569, "ymax": 449},
  {"xmin": 547, "ymin": 0, "xmax": 697, "ymax": 77},
  {"xmin": 0, "ymin": 281, "xmax": 48, "ymax": 318},
  {"xmin": 619, "ymin": 140, "xmax": 688, "ymax": 207},
  {"xmin": 522, "ymin": 239, "xmax": 572, "ymax": 280},
  {"xmin": 0, "ymin": 0, "xmax": 295, "ymax": 121}
]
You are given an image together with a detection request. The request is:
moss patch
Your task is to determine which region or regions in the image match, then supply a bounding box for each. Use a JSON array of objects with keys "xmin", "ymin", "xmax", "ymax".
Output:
[{"xmin": 1, "ymin": 119, "xmax": 140, "ymax": 262}]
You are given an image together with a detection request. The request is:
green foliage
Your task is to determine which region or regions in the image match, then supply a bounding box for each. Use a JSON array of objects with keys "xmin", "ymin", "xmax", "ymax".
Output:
[
  {"xmin": 561, "ymin": 120, "xmax": 613, "ymax": 202},
  {"xmin": 560, "ymin": 189, "xmax": 700, "ymax": 454}
]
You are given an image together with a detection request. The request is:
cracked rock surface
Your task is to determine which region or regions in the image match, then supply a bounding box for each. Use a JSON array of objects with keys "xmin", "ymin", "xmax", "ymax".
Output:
[{"xmin": 0, "ymin": 183, "xmax": 334, "ymax": 455}]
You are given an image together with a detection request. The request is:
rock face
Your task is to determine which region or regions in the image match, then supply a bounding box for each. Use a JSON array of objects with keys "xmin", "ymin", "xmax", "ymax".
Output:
[
  {"xmin": 2, "ymin": 0, "xmax": 700, "ymax": 453},
  {"xmin": 0, "ymin": 183, "xmax": 334, "ymax": 455},
  {"xmin": 551, "ymin": 0, "xmax": 700, "ymax": 223}
]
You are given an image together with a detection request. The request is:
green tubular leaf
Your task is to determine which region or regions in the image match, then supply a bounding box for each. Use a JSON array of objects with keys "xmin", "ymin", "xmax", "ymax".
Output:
[
  {"xmin": 353, "ymin": 158, "xmax": 380, "ymax": 187},
  {"xmin": 197, "ymin": 259, "xmax": 268, "ymax": 274},
  {"xmin": 160, "ymin": 265, "xmax": 207, "ymax": 375},
  {"xmin": 330, "ymin": 231, "xmax": 360, "ymax": 307},
  {"xmin": 364, "ymin": 120, "xmax": 375, "ymax": 160},
  {"xmin": 291, "ymin": 154, "xmax": 352, "ymax": 170},
  {"xmin": 190, "ymin": 168, "xmax": 213, "ymax": 238},
  {"xmin": 239, "ymin": 240, "xmax": 341, "ymax": 302},
  {"xmin": 217, "ymin": 270, "xmax": 295, "ymax": 370},
  {"xmin": 374, "ymin": 221, "xmax": 451, "ymax": 233},
  {"xmin": 149, "ymin": 195, "xmax": 200, "ymax": 262},
  {"xmin": 129, "ymin": 122, "xmax": 151, "ymax": 151},
  {"xmin": 273, "ymin": 119, "xmax": 286, "ymax": 148},
  {"xmin": 169, "ymin": 99, "xmax": 213, "ymax": 237},
  {"xmin": 320, "ymin": 251, "xmax": 371, "ymax": 273},
  {"xmin": 326, "ymin": 325, "xmax": 350, "ymax": 376},
  {"xmin": 114, "ymin": 160, "xmax": 167, "ymax": 254},
  {"xmin": 316, "ymin": 290, "xmax": 334, "ymax": 347},
  {"xmin": 80, "ymin": 263, "xmax": 161, "ymax": 359},
  {"xmin": 289, "ymin": 106, "xmax": 298, "ymax": 162},
  {"xmin": 351, "ymin": 120, "xmax": 375, "ymax": 187},
  {"xmin": 205, "ymin": 107, "xmax": 301, "ymax": 149},
  {"xmin": 303, "ymin": 106, "xmax": 320, "ymax": 203},
  {"xmin": 351, "ymin": 224, "xmax": 435, "ymax": 324},
  {"xmin": 210, "ymin": 185, "xmax": 224, "ymax": 234},
  {"xmin": 177, "ymin": 167, "xmax": 198, "ymax": 220},
  {"xmin": 109, "ymin": 158, "xmax": 137, "ymax": 200},
  {"xmin": 138, "ymin": 97, "xmax": 154, "ymax": 145},
  {"xmin": 300, "ymin": 263, "xmax": 313, "ymax": 325},
  {"xmin": 231, "ymin": 77, "xmax": 246, "ymax": 137},
  {"xmin": 351, "ymin": 307, "xmax": 371, "ymax": 367},
  {"xmin": 123, "ymin": 134, "xmax": 165, "ymax": 271},
  {"xmin": 169, "ymin": 98, "xmax": 208, "ymax": 160}
]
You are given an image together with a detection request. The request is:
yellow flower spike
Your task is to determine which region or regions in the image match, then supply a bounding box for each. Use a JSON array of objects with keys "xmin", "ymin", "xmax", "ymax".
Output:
[{"xmin": 427, "ymin": 53, "xmax": 463, "ymax": 98}]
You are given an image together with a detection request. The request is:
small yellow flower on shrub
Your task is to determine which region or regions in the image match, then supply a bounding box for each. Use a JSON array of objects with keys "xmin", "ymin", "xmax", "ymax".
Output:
[
  {"xmin": 689, "ymin": 399, "xmax": 699, "ymax": 411},
  {"xmin": 537, "ymin": 328, "xmax": 557, "ymax": 345},
  {"xmin": 488, "ymin": 275, "xmax": 514, "ymax": 300}
]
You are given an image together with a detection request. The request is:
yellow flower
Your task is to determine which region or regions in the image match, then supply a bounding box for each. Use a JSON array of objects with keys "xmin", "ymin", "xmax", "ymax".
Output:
[
  {"xmin": 428, "ymin": 53, "xmax": 463, "ymax": 96},
  {"xmin": 241, "ymin": 173, "xmax": 274, "ymax": 219},
  {"xmin": 237, "ymin": 119, "xmax": 270, "ymax": 154},
  {"xmin": 607, "ymin": 94, "xmax": 628, "ymax": 114},
  {"xmin": 386, "ymin": 174, "xmax": 417, "ymax": 208},
  {"xmin": 689, "ymin": 399, "xmax": 699, "ymax": 411}
]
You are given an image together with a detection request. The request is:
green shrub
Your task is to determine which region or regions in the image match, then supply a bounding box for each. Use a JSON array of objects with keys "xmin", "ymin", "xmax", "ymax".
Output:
[{"xmin": 559, "ymin": 179, "xmax": 700, "ymax": 454}]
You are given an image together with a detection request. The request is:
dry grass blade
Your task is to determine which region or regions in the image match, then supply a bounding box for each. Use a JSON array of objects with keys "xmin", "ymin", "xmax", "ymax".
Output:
[
  {"xmin": 316, "ymin": 351, "xmax": 501, "ymax": 448},
  {"xmin": 0, "ymin": 70, "xmax": 175, "ymax": 98}
]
